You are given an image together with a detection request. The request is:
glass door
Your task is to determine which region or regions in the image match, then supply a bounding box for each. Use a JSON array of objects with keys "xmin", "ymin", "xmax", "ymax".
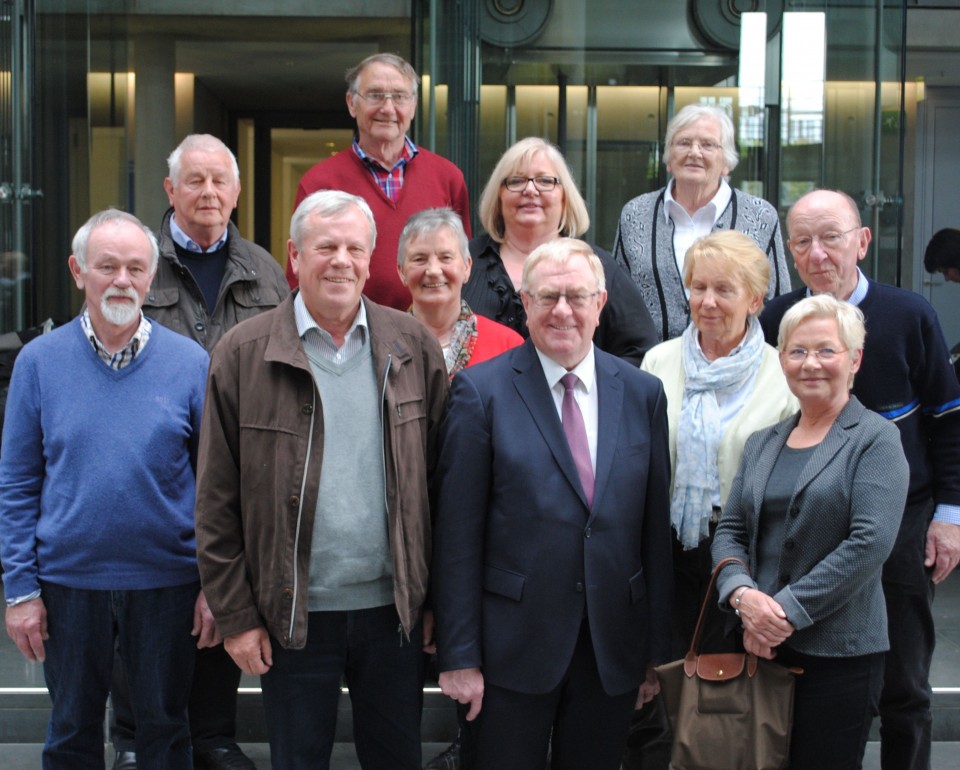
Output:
[{"xmin": 0, "ymin": 0, "xmax": 38, "ymax": 334}]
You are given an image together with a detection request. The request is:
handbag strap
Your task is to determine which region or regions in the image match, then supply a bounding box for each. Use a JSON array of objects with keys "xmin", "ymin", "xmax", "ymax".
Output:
[{"xmin": 687, "ymin": 556, "xmax": 748, "ymax": 658}]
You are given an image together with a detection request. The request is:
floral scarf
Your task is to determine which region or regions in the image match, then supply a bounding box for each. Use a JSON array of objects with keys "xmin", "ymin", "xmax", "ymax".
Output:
[{"xmin": 411, "ymin": 299, "xmax": 478, "ymax": 379}]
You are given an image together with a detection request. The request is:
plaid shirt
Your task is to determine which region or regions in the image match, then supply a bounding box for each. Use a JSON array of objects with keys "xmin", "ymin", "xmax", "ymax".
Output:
[
  {"xmin": 80, "ymin": 309, "xmax": 152, "ymax": 370},
  {"xmin": 352, "ymin": 136, "xmax": 419, "ymax": 202}
]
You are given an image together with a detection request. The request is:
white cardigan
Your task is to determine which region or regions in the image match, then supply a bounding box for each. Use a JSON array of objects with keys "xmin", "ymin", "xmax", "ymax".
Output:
[{"xmin": 640, "ymin": 335, "xmax": 798, "ymax": 510}]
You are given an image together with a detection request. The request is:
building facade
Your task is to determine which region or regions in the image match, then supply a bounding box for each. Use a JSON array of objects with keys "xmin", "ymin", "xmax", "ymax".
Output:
[{"xmin": 1, "ymin": 0, "xmax": 958, "ymax": 345}]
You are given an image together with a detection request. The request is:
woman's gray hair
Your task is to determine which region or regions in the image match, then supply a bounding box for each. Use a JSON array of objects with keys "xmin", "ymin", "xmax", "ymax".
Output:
[
  {"xmin": 72, "ymin": 209, "xmax": 159, "ymax": 273},
  {"xmin": 290, "ymin": 190, "xmax": 377, "ymax": 252},
  {"xmin": 777, "ymin": 294, "xmax": 866, "ymax": 354},
  {"xmin": 683, "ymin": 230, "xmax": 769, "ymax": 317},
  {"xmin": 397, "ymin": 209, "xmax": 469, "ymax": 267},
  {"xmin": 346, "ymin": 53, "xmax": 419, "ymax": 97},
  {"xmin": 663, "ymin": 104, "xmax": 739, "ymax": 177},
  {"xmin": 167, "ymin": 134, "xmax": 240, "ymax": 188},
  {"xmin": 520, "ymin": 238, "xmax": 605, "ymax": 294},
  {"xmin": 478, "ymin": 137, "xmax": 589, "ymax": 243}
]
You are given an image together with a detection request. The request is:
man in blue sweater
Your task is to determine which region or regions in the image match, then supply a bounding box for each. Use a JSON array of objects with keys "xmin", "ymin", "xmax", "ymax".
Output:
[
  {"xmin": 760, "ymin": 189, "xmax": 960, "ymax": 770},
  {"xmin": 0, "ymin": 209, "xmax": 211, "ymax": 769}
]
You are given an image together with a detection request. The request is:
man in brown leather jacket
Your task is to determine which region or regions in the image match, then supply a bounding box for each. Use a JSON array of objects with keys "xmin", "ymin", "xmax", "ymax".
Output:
[{"xmin": 195, "ymin": 190, "xmax": 448, "ymax": 769}]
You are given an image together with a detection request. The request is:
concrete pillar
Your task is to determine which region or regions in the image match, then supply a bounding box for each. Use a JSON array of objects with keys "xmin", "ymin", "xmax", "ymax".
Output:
[{"xmin": 133, "ymin": 37, "xmax": 175, "ymax": 229}]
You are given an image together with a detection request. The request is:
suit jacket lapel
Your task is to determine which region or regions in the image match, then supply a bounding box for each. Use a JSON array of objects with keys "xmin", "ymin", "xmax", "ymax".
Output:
[
  {"xmin": 589, "ymin": 354, "xmax": 623, "ymax": 523},
  {"xmin": 512, "ymin": 342, "xmax": 591, "ymax": 510}
]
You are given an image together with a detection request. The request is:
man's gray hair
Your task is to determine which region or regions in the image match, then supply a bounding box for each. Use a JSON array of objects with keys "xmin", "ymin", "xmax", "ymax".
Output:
[
  {"xmin": 521, "ymin": 238, "xmax": 606, "ymax": 294},
  {"xmin": 290, "ymin": 190, "xmax": 377, "ymax": 252},
  {"xmin": 167, "ymin": 134, "xmax": 240, "ymax": 188},
  {"xmin": 346, "ymin": 53, "xmax": 419, "ymax": 97},
  {"xmin": 397, "ymin": 208, "xmax": 469, "ymax": 267},
  {"xmin": 72, "ymin": 209, "xmax": 160, "ymax": 273}
]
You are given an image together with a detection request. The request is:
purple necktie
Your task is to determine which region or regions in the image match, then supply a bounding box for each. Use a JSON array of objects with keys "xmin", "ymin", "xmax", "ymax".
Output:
[{"xmin": 561, "ymin": 373, "xmax": 594, "ymax": 507}]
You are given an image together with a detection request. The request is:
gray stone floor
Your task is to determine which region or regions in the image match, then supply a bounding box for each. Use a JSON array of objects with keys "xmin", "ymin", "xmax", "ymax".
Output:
[{"xmin": 0, "ymin": 741, "xmax": 957, "ymax": 769}]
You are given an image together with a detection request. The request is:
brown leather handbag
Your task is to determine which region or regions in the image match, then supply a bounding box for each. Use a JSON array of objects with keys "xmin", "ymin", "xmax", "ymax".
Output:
[{"xmin": 654, "ymin": 557, "xmax": 802, "ymax": 770}]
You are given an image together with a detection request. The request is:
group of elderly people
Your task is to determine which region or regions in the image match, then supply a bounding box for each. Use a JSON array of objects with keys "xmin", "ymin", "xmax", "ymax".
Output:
[
  {"xmin": 380, "ymin": 100, "xmax": 924, "ymax": 770},
  {"xmin": 3, "ymin": 47, "xmax": 949, "ymax": 770}
]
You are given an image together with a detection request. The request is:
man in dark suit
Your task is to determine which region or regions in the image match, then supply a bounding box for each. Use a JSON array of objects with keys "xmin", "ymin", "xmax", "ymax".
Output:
[{"xmin": 433, "ymin": 238, "xmax": 673, "ymax": 770}]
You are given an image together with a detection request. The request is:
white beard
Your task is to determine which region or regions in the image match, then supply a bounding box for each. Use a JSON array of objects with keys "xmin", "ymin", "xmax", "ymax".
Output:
[{"xmin": 100, "ymin": 288, "xmax": 141, "ymax": 327}]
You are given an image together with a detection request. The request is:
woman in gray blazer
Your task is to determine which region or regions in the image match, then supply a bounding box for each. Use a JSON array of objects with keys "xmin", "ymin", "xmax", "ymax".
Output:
[{"xmin": 712, "ymin": 294, "xmax": 909, "ymax": 770}]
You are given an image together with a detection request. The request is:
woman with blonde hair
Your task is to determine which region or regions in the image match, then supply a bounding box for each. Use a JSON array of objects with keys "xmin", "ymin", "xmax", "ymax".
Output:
[
  {"xmin": 462, "ymin": 137, "xmax": 656, "ymax": 365},
  {"xmin": 641, "ymin": 230, "xmax": 797, "ymax": 652}
]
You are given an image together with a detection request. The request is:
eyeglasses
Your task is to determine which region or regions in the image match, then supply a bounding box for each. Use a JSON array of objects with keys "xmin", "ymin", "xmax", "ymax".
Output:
[
  {"xmin": 673, "ymin": 138, "xmax": 721, "ymax": 154},
  {"xmin": 525, "ymin": 290, "xmax": 599, "ymax": 309},
  {"xmin": 501, "ymin": 175, "xmax": 561, "ymax": 193},
  {"xmin": 355, "ymin": 91, "xmax": 415, "ymax": 107},
  {"xmin": 789, "ymin": 228, "xmax": 860, "ymax": 254},
  {"xmin": 783, "ymin": 347, "xmax": 847, "ymax": 363}
]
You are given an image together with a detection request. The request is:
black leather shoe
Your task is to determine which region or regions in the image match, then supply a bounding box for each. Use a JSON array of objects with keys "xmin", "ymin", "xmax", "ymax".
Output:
[
  {"xmin": 194, "ymin": 744, "xmax": 257, "ymax": 770},
  {"xmin": 423, "ymin": 739, "xmax": 460, "ymax": 769},
  {"xmin": 112, "ymin": 750, "xmax": 137, "ymax": 770}
]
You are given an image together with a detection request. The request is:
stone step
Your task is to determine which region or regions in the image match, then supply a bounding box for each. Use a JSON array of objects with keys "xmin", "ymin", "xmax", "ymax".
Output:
[{"xmin": 2, "ymin": 686, "xmax": 960, "ymax": 743}]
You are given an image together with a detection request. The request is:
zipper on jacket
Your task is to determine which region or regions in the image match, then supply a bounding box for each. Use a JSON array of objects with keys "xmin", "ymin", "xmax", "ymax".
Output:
[
  {"xmin": 379, "ymin": 353, "xmax": 393, "ymax": 515},
  {"xmin": 288, "ymin": 385, "xmax": 317, "ymax": 641}
]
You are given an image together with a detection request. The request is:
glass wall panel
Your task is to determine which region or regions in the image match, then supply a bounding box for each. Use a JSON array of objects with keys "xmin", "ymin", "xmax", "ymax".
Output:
[
  {"xmin": 422, "ymin": 0, "xmax": 909, "ymax": 279},
  {"xmin": 782, "ymin": 2, "xmax": 907, "ymax": 286},
  {"xmin": 595, "ymin": 86, "xmax": 662, "ymax": 246}
]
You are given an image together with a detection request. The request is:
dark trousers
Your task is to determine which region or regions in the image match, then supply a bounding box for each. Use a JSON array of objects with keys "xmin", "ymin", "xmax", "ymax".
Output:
[
  {"xmin": 777, "ymin": 647, "xmax": 885, "ymax": 770},
  {"xmin": 41, "ymin": 580, "xmax": 197, "ymax": 770},
  {"xmin": 111, "ymin": 644, "xmax": 243, "ymax": 752},
  {"xmin": 260, "ymin": 604, "xmax": 424, "ymax": 770},
  {"xmin": 474, "ymin": 620, "xmax": 635, "ymax": 770},
  {"xmin": 879, "ymin": 501, "xmax": 935, "ymax": 770}
]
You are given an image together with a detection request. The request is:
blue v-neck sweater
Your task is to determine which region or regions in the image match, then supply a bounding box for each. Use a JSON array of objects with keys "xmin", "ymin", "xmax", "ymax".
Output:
[{"xmin": 0, "ymin": 317, "xmax": 209, "ymax": 598}]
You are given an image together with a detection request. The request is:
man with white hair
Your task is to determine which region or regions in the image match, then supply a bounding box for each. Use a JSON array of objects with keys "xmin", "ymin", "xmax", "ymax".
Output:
[
  {"xmin": 1, "ymin": 209, "xmax": 210, "ymax": 769},
  {"xmin": 761, "ymin": 189, "xmax": 960, "ymax": 770},
  {"xmin": 195, "ymin": 190, "xmax": 448, "ymax": 768},
  {"xmin": 143, "ymin": 133, "xmax": 288, "ymax": 352}
]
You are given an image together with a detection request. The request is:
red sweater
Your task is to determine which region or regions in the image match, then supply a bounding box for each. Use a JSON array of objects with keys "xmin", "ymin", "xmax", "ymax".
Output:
[{"xmin": 290, "ymin": 146, "xmax": 472, "ymax": 310}]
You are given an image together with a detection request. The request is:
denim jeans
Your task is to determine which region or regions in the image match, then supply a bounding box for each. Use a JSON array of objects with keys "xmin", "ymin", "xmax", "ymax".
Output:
[
  {"xmin": 260, "ymin": 604, "xmax": 424, "ymax": 770},
  {"xmin": 111, "ymin": 642, "xmax": 242, "ymax": 753},
  {"xmin": 40, "ymin": 580, "xmax": 198, "ymax": 770}
]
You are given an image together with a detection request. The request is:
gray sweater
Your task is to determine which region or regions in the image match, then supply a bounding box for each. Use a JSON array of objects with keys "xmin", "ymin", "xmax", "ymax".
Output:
[{"xmin": 613, "ymin": 187, "xmax": 790, "ymax": 342}]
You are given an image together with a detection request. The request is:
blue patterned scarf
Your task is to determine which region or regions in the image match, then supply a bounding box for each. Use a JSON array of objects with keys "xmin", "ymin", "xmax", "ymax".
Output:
[{"xmin": 672, "ymin": 316, "xmax": 766, "ymax": 549}]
